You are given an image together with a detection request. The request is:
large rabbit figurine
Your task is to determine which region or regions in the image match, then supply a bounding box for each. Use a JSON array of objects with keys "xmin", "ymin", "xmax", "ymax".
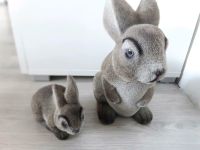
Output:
[{"xmin": 93, "ymin": 0, "xmax": 168, "ymax": 125}]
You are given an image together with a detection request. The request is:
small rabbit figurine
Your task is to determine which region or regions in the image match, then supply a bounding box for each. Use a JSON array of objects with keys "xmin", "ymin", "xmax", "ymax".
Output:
[
  {"xmin": 31, "ymin": 76, "xmax": 84, "ymax": 140},
  {"xmin": 93, "ymin": 0, "xmax": 168, "ymax": 125}
]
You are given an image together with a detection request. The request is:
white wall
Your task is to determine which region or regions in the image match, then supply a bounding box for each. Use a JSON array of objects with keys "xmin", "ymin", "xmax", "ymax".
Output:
[{"xmin": 179, "ymin": 14, "xmax": 200, "ymax": 107}]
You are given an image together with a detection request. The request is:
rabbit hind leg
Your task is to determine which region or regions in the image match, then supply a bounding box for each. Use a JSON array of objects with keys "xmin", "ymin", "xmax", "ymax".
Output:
[
  {"xmin": 31, "ymin": 99, "xmax": 44, "ymax": 122},
  {"xmin": 132, "ymin": 107, "xmax": 153, "ymax": 125}
]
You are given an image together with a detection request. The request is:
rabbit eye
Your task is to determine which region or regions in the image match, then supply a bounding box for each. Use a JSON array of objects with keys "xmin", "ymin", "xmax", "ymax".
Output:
[
  {"xmin": 61, "ymin": 121, "xmax": 68, "ymax": 128},
  {"xmin": 125, "ymin": 49, "xmax": 134, "ymax": 59},
  {"xmin": 58, "ymin": 115, "xmax": 70, "ymax": 128}
]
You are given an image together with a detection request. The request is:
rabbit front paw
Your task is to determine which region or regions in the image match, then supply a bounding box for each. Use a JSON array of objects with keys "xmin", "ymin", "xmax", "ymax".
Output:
[
  {"xmin": 132, "ymin": 107, "xmax": 153, "ymax": 125},
  {"xmin": 97, "ymin": 102, "xmax": 116, "ymax": 125},
  {"xmin": 52, "ymin": 127, "xmax": 69, "ymax": 140}
]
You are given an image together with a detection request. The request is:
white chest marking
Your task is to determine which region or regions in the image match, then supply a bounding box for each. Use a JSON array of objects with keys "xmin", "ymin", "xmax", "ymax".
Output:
[{"xmin": 107, "ymin": 80, "xmax": 150, "ymax": 117}]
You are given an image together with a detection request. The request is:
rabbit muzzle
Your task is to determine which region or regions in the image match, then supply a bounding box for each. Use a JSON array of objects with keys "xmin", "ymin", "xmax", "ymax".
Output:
[
  {"xmin": 136, "ymin": 62, "xmax": 166, "ymax": 84},
  {"xmin": 149, "ymin": 68, "xmax": 166, "ymax": 82}
]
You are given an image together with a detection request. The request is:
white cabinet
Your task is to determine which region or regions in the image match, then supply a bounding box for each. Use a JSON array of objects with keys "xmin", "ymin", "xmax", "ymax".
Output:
[{"xmin": 8, "ymin": 0, "xmax": 199, "ymax": 77}]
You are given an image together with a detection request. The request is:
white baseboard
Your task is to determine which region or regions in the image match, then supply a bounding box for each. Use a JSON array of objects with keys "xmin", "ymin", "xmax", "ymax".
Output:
[{"xmin": 26, "ymin": 68, "xmax": 180, "ymax": 79}]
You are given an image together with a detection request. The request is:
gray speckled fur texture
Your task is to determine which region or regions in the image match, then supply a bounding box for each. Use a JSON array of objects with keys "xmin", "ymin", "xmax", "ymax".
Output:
[
  {"xmin": 31, "ymin": 76, "xmax": 84, "ymax": 140},
  {"xmin": 93, "ymin": 0, "xmax": 168, "ymax": 124}
]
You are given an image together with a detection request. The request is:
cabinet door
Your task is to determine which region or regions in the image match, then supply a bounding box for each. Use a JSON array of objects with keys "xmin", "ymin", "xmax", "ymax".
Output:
[
  {"xmin": 9, "ymin": 0, "xmax": 199, "ymax": 76},
  {"xmin": 9, "ymin": 0, "xmax": 114, "ymax": 75}
]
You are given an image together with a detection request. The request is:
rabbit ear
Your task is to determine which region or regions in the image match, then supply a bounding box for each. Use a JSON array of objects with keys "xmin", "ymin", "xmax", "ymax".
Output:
[
  {"xmin": 64, "ymin": 76, "xmax": 79, "ymax": 104},
  {"xmin": 137, "ymin": 0, "xmax": 160, "ymax": 26},
  {"xmin": 103, "ymin": 0, "xmax": 138, "ymax": 42},
  {"xmin": 52, "ymin": 84, "xmax": 65, "ymax": 109}
]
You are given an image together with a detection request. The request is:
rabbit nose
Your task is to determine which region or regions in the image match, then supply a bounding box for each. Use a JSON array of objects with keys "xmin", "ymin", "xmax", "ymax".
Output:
[
  {"xmin": 155, "ymin": 69, "xmax": 165, "ymax": 77},
  {"xmin": 73, "ymin": 128, "xmax": 79, "ymax": 133}
]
